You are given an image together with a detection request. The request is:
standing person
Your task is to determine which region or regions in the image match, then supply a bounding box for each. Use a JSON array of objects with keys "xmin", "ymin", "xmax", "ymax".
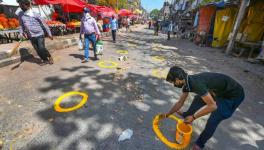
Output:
[
  {"xmin": 126, "ymin": 17, "xmax": 131, "ymax": 32},
  {"xmin": 17, "ymin": 0, "xmax": 54, "ymax": 65},
  {"xmin": 110, "ymin": 15, "xmax": 118, "ymax": 43},
  {"xmin": 79, "ymin": 8, "xmax": 101, "ymax": 63},
  {"xmin": 167, "ymin": 21, "xmax": 173, "ymax": 40},
  {"xmin": 154, "ymin": 21, "xmax": 160, "ymax": 36},
  {"xmin": 148, "ymin": 20, "xmax": 152, "ymax": 29},
  {"xmin": 97, "ymin": 16, "xmax": 103, "ymax": 37},
  {"xmin": 118, "ymin": 16, "xmax": 122, "ymax": 29},
  {"xmin": 163, "ymin": 66, "xmax": 245, "ymax": 150}
]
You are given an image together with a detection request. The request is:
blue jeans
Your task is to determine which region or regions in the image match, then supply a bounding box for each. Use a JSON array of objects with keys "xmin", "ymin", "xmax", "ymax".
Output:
[
  {"xmin": 183, "ymin": 94, "xmax": 244, "ymax": 149},
  {"xmin": 84, "ymin": 33, "xmax": 97, "ymax": 60}
]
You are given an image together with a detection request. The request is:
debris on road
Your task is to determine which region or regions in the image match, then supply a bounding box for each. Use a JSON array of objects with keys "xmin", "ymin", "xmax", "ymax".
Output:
[
  {"xmin": 118, "ymin": 56, "xmax": 129, "ymax": 61},
  {"xmin": 118, "ymin": 129, "xmax": 133, "ymax": 142},
  {"xmin": 48, "ymin": 118, "xmax": 54, "ymax": 123}
]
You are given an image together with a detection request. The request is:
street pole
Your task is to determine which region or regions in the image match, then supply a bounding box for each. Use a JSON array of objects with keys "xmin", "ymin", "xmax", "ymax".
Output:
[{"xmin": 226, "ymin": 0, "xmax": 249, "ymax": 55}]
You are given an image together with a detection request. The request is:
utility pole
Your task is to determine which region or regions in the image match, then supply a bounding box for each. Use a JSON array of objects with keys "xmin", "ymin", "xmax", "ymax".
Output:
[{"xmin": 226, "ymin": 0, "xmax": 249, "ymax": 55}]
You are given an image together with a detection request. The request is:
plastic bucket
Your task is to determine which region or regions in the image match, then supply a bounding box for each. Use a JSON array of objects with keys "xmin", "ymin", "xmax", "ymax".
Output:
[
  {"xmin": 153, "ymin": 115, "xmax": 193, "ymax": 149},
  {"xmin": 176, "ymin": 122, "xmax": 192, "ymax": 145}
]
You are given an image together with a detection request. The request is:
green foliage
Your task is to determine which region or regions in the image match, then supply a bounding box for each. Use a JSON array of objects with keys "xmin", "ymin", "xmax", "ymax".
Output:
[
  {"xmin": 97, "ymin": 0, "xmax": 128, "ymax": 9},
  {"xmin": 201, "ymin": 0, "xmax": 222, "ymax": 5},
  {"xmin": 150, "ymin": 9, "xmax": 160, "ymax": 19}
]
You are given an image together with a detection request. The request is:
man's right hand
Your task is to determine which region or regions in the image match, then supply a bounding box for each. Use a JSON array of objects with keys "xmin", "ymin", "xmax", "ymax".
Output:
[
  {"xmin": 19, "ymin": 34, "xmax": 27, "ymax": 40},
  {"xmin": 159, "ymin": 114, "xmax": 169, "ymax": 119}
]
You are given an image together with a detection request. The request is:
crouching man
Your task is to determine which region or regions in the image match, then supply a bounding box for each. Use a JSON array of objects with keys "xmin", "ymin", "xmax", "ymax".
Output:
[{"xmin": 163, "ymin": 66, "xmax": 244, "ymax": 150}]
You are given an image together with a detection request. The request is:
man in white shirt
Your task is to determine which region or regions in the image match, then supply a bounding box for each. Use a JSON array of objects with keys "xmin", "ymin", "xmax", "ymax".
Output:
[{"xmin": 168, "ymin": 21, "xmax": 173, "ymax": 40}]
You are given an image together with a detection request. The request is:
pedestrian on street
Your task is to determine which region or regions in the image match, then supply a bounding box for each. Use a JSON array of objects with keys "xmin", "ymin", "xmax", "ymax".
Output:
[
  {"xmin": 17, "ymin": 0, "xmax": 54, "ymax": 65},
  {"xmin": 163, "ymin": 66, "xmax": 245, "ymax": 150},
  {"xmin": 167, "ymin": 21, "xmax": 173, "ymax": 40},
  {"xmin": 110, "ymin": 15, "xmax": 118, "ymax": 43},
  {"xmin": 79, "ymin": 8, "xmax": 101, "ymax": 63},
  {"xmin": 148, "ymin": 20, "xmax": 151, "ymax": 29},
  {"xmin": 154, "ymin": 21, "xmax": 160, "ymax": 36},
  {"xmin": 126, "ymin": 17, "xmax": 131, "ymax": 32}
]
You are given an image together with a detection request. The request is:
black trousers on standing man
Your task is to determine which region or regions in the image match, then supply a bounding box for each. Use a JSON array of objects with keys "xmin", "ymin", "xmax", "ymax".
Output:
[
  {"xmin": 112, "ymin": 30, "xmax": 117, "ymax": 42},
  {"xmin": 30, "ymin": 35, "xmax": 51, "ymax": 61},
  {"xmin": 167, "ymin": 31, "xmax": 171, "ymax": 40}
]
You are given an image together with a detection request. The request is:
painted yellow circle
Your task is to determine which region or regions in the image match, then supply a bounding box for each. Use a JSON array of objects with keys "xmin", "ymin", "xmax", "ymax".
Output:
[
  {"xmin": 98, "ymin": 61, "xmax": 119, "ymax": 69},
  {"xmin": 151, "ymin": 56, "xmax": 166, "ymax": 62},
  {"xmin": 54, "ymin": 91, "xmax": 88, "ymax": 113},
  {"xmin": 151, "ymin": 69, "xmax": 167, "ymax": 79},
  {"xmin": 153, "ymin": 114, "xmax": 192, "ymax": 149},
  {"xmin": 116, "ymin": 50, "xmax": 129, "ymax": 55}
]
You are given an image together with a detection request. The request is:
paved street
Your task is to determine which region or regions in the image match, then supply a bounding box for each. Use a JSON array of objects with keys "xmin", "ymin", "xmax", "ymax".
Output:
[{"xmin": 0, "ymin": 25, "xmax": 264, "ymax": 150}]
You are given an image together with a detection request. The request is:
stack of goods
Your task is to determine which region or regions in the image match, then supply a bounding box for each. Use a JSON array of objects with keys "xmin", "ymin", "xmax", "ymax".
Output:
[
  {"xmin": 0, "ymin": 14, "xmax": 20, "ymax": 30},
  {"xmin": 46, "ymin": 20, "xmax": 65, "ymax": 27},
  {"xmin": 66, "ymin": 20, "xmax": 81, "ymax": 28}
]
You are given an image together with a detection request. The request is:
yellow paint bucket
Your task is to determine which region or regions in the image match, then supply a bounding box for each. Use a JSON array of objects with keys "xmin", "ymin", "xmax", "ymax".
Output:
[{"xmin": 153, "ymin": 114, "xmax": 192, "ymax": 149}]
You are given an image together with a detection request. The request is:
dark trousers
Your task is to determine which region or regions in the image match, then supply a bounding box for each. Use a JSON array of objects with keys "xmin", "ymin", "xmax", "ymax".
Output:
[
  {"xmin": 30, "ymin": 36, "xmax": 51, "ymax": 61},
  {"xmin": 167, "ymin": 31, "xmax": 171, "ymax": 40},
  {"xmin": 112, "ymin": 30, "xmax": 117, "ymax": 42},
  {"xmin": 182, "ymin": 95, "xmax": 244, "ymax": 148}
]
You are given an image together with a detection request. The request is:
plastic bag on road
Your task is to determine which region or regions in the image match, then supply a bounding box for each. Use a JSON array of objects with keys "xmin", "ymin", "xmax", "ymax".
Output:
[
  {"xmin": 118, "ymin": 129, "xmax": 133, "ymax": 142},
  {"xmin": 78, "ymin": 40, "xmax": 83, "ymax": 50}
]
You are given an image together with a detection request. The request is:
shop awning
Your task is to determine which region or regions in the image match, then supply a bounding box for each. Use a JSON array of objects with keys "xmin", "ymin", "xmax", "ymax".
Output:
[
  {"xmin": 33, "ymin": 0, "xmax": 61, "ymax": 5},
  {"xmin": 34, "ymin": 0, "xmax": 86, "ymax": 13},
  {"xmin": 118, "ymin": 9, "xmax": 132, "ymax": 17},
  {"xmin": 97, "ymin": 6, "xmax": 116, "ymax": 18}
]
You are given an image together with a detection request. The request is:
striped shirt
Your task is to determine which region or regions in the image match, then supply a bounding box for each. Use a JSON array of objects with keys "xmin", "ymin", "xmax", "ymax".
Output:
[{"xmin": 18, "ymin": 10, "xmax": 52, "ymax": 38}]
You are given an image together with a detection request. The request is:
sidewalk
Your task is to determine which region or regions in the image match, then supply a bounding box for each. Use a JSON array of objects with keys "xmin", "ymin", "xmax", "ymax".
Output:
[{"xmin": 0, "ymin": 34, "xmax": 79, "ymax": 68}]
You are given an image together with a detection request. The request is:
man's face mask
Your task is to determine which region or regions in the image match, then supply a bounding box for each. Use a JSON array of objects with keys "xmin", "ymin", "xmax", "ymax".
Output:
[
  {"xmin": 174, "ymin": 82, "xmax": 184, "ymax": 88},
  {"xmin": 173, "ymin": 79, "xmax": 184, "ymax": 88}
]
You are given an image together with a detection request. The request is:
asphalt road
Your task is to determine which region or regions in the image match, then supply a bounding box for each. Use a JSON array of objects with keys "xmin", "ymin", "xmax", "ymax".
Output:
[{"xmin": 0, "ymin": 25, "xmax": 263, "ymax": 150}]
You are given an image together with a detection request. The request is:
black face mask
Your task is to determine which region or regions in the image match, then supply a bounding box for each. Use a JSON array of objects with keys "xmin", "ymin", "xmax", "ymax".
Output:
[
  {"xmin": 21, "ymin": 7, "xmax": 28, "ymax": 12},
  {"xmin": 174, "ymin": 83, "xmax": 184, "ymax": 88}
]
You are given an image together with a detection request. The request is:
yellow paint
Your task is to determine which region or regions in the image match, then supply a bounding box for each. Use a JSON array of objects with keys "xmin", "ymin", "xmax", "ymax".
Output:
[
  {"xmin": 54, "ymin": 91, "xmax": 88, "ymax": 113},
  {"xmin": 153, "ymin": 114, "xmax": 192, "ymax": 149},
  {"xmin": 98, "ymin": 61, "xmax": 119, "ymax": 69},
  {"xmin": 116, "ymin": 50, "xmax": 129, "ymax": 55},
  {"xmin": 151, "ymin": 56, "xmax": 166, "ymax": 62},
  {"xmin": 151, "ymin": 69, "xmax": 167, "ymax": 79}
]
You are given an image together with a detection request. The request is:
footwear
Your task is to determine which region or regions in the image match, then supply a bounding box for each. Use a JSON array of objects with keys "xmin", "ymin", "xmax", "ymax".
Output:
[
  {"xmin": 39, "ymin": 61, "xmax": 48, "ymax": 66},
  {"xmin": 94, "ymin": 56, "xmax": 99, "ymax": 60},
  {"xmin": 48, "ymin": 57, "xmax": 54, "ymax": 64},
  {"xmin": 81, "ymin": 59, "xmax": 88, "ymax": 63}
]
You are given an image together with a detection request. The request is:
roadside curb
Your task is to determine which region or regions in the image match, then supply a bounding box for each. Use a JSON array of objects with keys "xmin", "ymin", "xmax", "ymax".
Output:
[{"xmin": 0, "ymin": 36, "xmax": 79, "ymax": 68}]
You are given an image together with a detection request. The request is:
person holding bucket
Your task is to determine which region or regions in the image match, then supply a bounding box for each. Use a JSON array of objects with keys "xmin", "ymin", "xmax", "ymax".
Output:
[
  {"xmin": 163, "ymin": 66, "xmax": 244, "ymax": 150},
  {"xmin": 80, "ymin": 8, "xmax": 101, "ymax": 63}
]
